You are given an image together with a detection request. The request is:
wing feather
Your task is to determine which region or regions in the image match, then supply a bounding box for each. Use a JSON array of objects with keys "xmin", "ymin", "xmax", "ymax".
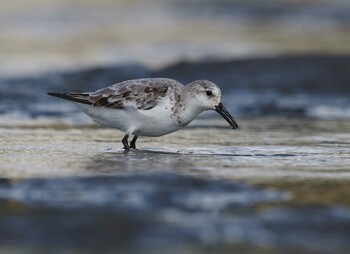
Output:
[
  {"xmin": 90, "ymin": 78, "xmax": 182, "ymax": 110},
  {"xmin": 48, "ymin": 78, "xmax": 184, "ymax": 110}
]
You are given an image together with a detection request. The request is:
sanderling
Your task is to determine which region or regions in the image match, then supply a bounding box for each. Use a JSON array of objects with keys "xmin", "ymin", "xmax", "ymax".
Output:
[{"xmin": 48, "ymin": 78, "xmax": 238, "ymax": 151}]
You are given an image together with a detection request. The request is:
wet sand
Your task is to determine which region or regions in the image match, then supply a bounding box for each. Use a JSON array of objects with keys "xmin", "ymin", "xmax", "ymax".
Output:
[{"xmin": 1, "ymin": 117, "xmax": 349, "ymax": 181}]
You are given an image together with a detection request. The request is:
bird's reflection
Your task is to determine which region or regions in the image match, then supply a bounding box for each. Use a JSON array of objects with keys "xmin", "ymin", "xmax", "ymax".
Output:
[{"xmin": 84, "ymin": 148, "xmax": 200, "ymax": 175}]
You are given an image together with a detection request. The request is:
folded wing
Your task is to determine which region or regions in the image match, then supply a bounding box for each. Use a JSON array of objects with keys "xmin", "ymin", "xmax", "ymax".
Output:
[{"xmin": 48, "ymin": 78, "xmax": 182, "ymax": 110}]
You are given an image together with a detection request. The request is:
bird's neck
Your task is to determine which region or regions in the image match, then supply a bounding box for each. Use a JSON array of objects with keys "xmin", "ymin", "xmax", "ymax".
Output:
[{"xmin": 173, "ymin": 94, "xmax": 205, "ymax": 127}]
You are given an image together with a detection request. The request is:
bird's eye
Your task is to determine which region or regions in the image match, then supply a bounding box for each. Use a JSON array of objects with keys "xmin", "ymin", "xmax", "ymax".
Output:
[{"xmin": 206, "ymin": 90, "xmax": 213, "ymax": 96}]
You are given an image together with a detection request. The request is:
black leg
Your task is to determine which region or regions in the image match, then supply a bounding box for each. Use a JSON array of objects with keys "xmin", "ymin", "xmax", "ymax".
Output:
[
  {"xmin": 130, "ymin": 136, "xmax": 138, "ymax": 149},
  {"xmin": 122, "ymin": 134, "xmax": 130, "ymax": 151}
]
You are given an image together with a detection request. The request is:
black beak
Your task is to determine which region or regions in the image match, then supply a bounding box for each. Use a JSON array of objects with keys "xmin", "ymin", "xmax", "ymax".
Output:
[{"xmin": 215, "ymin": 102, "xmax": 238, "ymax": 129}]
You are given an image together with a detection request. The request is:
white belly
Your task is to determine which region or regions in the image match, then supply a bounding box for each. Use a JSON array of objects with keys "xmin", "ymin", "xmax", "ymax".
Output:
[{"xmin": 74, "ymin": 102, "xmax": 184, "ymax": 137}]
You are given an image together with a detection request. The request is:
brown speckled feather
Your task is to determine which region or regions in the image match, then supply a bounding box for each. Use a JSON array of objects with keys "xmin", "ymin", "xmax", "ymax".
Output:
[{"xmin": 50, "ymin": 78, "xmax": 184, "ymax": 111}]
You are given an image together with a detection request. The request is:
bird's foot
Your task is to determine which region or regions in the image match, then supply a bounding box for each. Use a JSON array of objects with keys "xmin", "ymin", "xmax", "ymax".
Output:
[
  {"xmin": 130, "ymin": 136, "xmax": 138, "ymax": 149},
  {"xmin": 122, "ymin": 134, "xmax": 130, "ymax": 152}
]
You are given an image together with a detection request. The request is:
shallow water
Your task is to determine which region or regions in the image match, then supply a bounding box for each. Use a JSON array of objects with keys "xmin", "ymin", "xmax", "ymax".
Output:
[
  {"xmin": 1, "ymin": 118, "xmax": 349, "ymax": 180},
  {"xmin": 1, "ymin": 117, "xmax": 350, "ymax": 253}
]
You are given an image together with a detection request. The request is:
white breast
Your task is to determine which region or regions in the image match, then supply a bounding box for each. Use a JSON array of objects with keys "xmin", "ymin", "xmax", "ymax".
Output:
[{"xmin": 73, "ymin": 98, "xmax": 185, "ymax": 137}]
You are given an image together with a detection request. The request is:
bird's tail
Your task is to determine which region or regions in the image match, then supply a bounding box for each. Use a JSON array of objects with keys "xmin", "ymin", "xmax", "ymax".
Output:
[{"xmin": 47, "ymin": 92, "xmax": 92, "ymax": 105}]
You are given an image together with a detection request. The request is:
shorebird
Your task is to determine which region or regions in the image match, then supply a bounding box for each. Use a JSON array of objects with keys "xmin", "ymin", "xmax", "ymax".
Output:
[{"xmin": 48, "ymin": 78, "xmax": 238, "ymax": 151}]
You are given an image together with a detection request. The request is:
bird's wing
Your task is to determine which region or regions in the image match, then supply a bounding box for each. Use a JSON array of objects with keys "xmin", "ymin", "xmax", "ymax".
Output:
[{"xmin": 48, "ymin": 78, "xmax": 183, "ymax": 110}]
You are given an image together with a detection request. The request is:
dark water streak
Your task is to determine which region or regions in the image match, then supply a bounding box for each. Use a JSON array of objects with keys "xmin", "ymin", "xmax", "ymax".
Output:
[
  {"xmin": 1, "ymin": 55, "xmax": 350, "ymax": 123},
  {"xmin": 1, "ymin": 174, "xmax": 350, "ymax": 254}
]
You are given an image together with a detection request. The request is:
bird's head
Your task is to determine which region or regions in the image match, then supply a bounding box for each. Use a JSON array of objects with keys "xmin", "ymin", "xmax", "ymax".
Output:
[{"xmin": 186, "ymin": 80, "xmax": 238, "ymax": 129}]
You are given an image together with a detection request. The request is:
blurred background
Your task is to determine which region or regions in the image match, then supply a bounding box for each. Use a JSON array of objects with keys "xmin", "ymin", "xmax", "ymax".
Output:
[
  {"xmin": 1, "ymin": 0, "xmax": 350, "ymax": 77},
  {"xmin": 0, "ymin": 0, "xmax": 349, "ymax": 123},
  {"xmin": 1, "ymin": 1, "xmax": 350, "ymax": 254}
]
